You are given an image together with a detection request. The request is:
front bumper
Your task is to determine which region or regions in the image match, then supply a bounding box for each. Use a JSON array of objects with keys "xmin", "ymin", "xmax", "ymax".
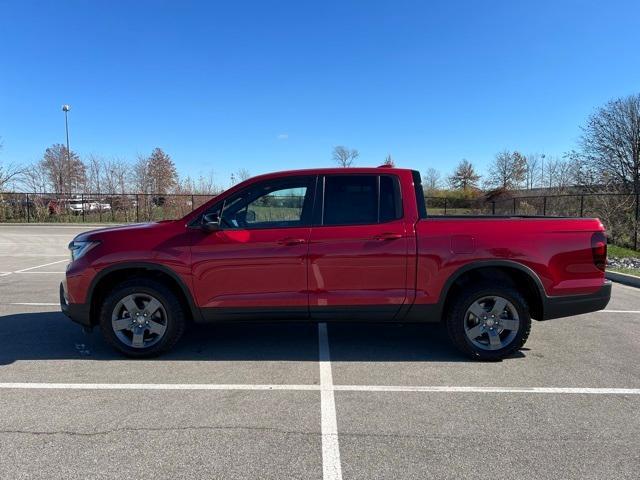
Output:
[
  {"xmin": 541, "ymin": 280, "xmax": 612, "ymax": 320},
  {"xmin": 60, "ymin": 281, "xmax": 91, "ymax": 327}
]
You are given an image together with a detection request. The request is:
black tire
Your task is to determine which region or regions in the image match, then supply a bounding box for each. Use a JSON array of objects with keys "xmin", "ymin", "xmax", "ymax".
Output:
[
  {"xmin": 99, "ymin": 278, "xmax": 186, "ymax": 358},
  {"xmin": 445, "ymin": 283, "xmax": 531, "ymax": 361}
]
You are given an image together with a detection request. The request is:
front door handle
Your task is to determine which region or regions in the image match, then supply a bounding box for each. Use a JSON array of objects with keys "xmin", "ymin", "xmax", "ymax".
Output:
[
  {"xmin": 278, "ymin": 237, "xmax": 306, "ymax": 246},
  {"xmin": 373, "ymin": 232, "xmax": 403, "ymax": 241}
]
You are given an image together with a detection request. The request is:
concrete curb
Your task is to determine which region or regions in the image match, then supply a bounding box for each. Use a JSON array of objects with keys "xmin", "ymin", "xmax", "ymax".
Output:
[{"xmin": 606, "ymin": 270, "xmax": 640, "ymax": 288}]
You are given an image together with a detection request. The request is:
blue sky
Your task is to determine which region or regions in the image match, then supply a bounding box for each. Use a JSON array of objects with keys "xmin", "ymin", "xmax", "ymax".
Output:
[{"xmin": 1, "ymin": 0, "xmax": 639, "ymax": 188}]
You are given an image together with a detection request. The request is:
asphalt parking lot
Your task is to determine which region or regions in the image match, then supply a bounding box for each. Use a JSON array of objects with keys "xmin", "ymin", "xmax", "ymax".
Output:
[{"xmin": 0, "ymin": 224, "xmax": 638, "ymax": 480}]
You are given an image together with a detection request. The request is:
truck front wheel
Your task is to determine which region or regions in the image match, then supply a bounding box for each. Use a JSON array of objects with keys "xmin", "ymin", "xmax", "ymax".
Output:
[
  {"xmin": 99, "ymin": 278, "xmax": 186, "ymax": 358},
  {"xmin": 445, "ymin": 284, "xmax": 531, "ymax": 361}
]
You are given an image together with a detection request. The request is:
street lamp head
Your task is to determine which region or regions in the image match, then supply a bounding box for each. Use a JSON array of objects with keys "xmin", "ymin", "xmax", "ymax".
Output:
[{"xmin": 62, "ymin": 104, "xmax": 71, "ymax": 112}]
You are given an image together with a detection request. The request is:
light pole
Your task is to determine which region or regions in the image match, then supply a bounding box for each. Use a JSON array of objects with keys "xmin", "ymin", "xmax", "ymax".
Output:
[{"xmin": 62, "ymin": 104, "xmax": 71, "ymax": 194}]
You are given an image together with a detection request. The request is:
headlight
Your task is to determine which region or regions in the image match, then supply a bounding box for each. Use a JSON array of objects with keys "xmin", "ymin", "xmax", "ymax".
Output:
[{"xmin": 68, "ymin": 240, "xmax": 100, "ymax": 262}]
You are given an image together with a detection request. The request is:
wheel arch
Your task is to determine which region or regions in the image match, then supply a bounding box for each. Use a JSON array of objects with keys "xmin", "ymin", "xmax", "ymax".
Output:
[
  {"xmin": 88, "ymin": 262, "xmax": 202, "ymax": 325},
  {"xmin": 439, "ymin": 260, "xmax": 546, "ymax": 320}
]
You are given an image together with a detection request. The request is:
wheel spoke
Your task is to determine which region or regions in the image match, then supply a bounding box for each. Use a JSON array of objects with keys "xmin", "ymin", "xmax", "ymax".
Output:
[
  {"xmin": 468, "ymin": 302, "xmax": 486, "ymax": 319},
  {"xmin": 466, "ymin": 323, "xmax": 485, "ymax": 340},
  {"xmin": 145, "ymin": 298, "xmax": 162, "ymax": 317},
  {"xmin": 487, "ymin": 329, "xmax": 502, "ymax": 349},
  {"xmin": 490, "ymin": 297, "xmax": 508, "ymax": 317},
  {"xmin": 500, "ymin": 319, "xmax": 519, "ymax": 331},
  {"xmin": 131, "ymin": 330, "xmax": 144, "ymax": 348},
  {"xmin": 122, "ymin": 295, "xmax": 138, "ymax": 315},
  {"xmin": 113, "ymin": 318, "xmax": 132, "ymax": 331},
  {"xmin": 147, "ymin": 319, "xmax": 166, "ymax": 336}
]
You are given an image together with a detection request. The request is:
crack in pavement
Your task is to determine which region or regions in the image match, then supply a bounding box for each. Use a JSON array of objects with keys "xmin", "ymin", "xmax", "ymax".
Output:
[{"xmin": 0, "ymin": 424, "xmax": 320, "ymax": 438}]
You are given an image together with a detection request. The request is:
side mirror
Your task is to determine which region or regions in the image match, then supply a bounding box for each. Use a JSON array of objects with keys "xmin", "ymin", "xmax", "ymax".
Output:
[{"xmin": 201, "ymin": 212, "xmax": 221, "ymax": 232}]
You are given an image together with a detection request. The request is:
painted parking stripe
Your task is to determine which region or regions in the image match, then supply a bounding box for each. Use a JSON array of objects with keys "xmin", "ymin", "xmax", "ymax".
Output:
[
  {"xmin": 5, "ymin": 302, "xmax": 60, "ymax": 306},
  {"xmin": 14, "ymin": 271, "xmax": 66, "ymax": 274},
  {"xmin": 0, "ymin": 383, "xmax": 320, "ymax": 391},
  {"xmin": 318, "ymin": 323, "xmax": 343, "ymax": 480},
  {"xmin": 0, "ymin": 259, "xmax": 69, "ymax": 277},
  {"xmin": 14, "ymin": 259, "xmax": 68, "ymax": 273},
  {"xmin": 333, "ymin": 385, "xmax": 640, "ymax": 395},
  {"xmin": 0, "ymin": 383, "xmax": 637, "ymax": 395},
  {"xmin": 0, "ymin": 254, "xmax": 68, "ymax": 257}
]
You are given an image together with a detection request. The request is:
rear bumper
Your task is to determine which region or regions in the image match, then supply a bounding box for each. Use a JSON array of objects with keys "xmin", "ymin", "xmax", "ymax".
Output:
[
  {"xmin": 60, "ymin": 281, "xmax": 91, "ymax": 327},
  {"xmin": 541, "ymin": 280, "xmax": 611, "ymax": 320}
]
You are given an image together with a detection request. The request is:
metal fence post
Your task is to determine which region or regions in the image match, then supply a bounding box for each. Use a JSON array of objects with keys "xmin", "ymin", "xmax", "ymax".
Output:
[
  {"xmin": 81, "ymin": 194, "xmax": 85, "ymax": 223},
  {"xmin": 191, "ymin": 194, "xmax": 195, "ymax": 212},
  {"xmin": 26, "ymin": 193, "xmax": 30, "ymax": 223},
  {"xmin": 136, "ymin": 194, "xmax": 139, "ymax": 223},
  {"xmin": 491, "ymin": 201, "xmax": 495, "ymax": 215},
  {"xmin": 513, "ymin": 198, "xmax": 516, "ymax": 215},
  {"xmin": 444, "ymin": 198, "xmax": 447, "ymax": 215},
  {"xmin": 580, "ymin": 195, "xmax": 584, "ymax": 217},
  {"xmin": 635, "ymin": 192, "xmax": 639, "ymax": 251}
]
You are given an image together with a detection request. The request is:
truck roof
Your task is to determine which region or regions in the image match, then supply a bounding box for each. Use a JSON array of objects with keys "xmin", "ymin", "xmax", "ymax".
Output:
[{"xmin": 247, "ymin": 166, "xmax": 415, "ymax": 182}]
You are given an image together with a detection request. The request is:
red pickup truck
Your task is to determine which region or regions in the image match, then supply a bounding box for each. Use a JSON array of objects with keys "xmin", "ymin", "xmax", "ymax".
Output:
[{"xmin": 61, "ymin": 167, "xmax": 611, "ymax": 360}]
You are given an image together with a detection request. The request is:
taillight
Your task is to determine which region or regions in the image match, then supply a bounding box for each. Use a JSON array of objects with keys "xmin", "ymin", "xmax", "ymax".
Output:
[{"xmin": 591, "ymin": 232, "xmax": 607, "ymax": 272}]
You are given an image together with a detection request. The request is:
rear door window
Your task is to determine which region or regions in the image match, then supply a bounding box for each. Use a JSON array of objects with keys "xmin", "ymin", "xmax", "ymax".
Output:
[{"xmin": 322, "ymin": 174, "xmax": 402, "ymax": 226}]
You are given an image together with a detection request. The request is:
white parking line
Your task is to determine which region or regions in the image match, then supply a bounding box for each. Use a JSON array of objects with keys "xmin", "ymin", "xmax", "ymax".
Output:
[
  {"xmin": 14, "ymin": 259, "xmax": 68, "ymax": 273},
  {"xmin": 333, "ymin": 385, "xmax": 640, "ymax": 395},
  {"xmin": 0, "ymin": 259, "xmax": 69, "ymax": 277},
  {"xmin": 0, "ymin": 254, "xmax": 68, "ymax": 257},
  {"xmin": 5, "ymin": 303, "xmax": 59, "ymax": 306},
  {"xmin": 0, "ymin": 383, "xmax": 637, "ymax": 395},
  {"xmin": 14, "ymin": 271, "xmax": 66, "ymax": 274},
  {"xmin": 318, "ymin": 323, "xmax": 343, "ymax": 480},
  {"xmin": 0, "ymin": 383, "xmax": 320, "ymax": 391}
]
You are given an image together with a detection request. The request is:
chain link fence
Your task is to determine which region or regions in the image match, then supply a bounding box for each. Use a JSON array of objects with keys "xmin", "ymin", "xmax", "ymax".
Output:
[
  {"xmin": 1, "ymin": 190, "xmax": 638, "ymax": 249},
  {"xmin": 0, "ymin": 192, "xmax": 216, "ymax": 224},
  {"xmin": 426, "ymin": 192, "xmax": 639, "ymax": 250}
]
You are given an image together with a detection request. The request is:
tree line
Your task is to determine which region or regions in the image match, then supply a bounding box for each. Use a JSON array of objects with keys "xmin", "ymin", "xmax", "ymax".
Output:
[
  {"xmin": 0, "ymin": 144, "xmax": 249, "ymax": 196},
  {"xmin": 334, "ymin": 93, "xmax": 640, "ymax": 199},
  {"xmin": 0, "ymin": 92, "xmax": 638, "ymax": 198}
]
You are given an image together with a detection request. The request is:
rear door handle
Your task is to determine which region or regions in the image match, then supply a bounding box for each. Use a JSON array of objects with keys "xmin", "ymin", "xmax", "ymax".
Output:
[
  {"xmin": 373, "ymin": 232, "xmax": 403, "ymax": 241},
  {"xmin": 278, "ymin": 237, "xmax": 306, "ymax": 246}
]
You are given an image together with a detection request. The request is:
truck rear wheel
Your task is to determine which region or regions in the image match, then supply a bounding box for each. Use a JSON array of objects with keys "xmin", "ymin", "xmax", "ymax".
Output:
[
  {"xmin": 99, "ymin": 278, "xmax": 186, "ymax": 358},
  {"xmin": 445, "ymin": 284, "xmax": 531, "ymax": 361}
]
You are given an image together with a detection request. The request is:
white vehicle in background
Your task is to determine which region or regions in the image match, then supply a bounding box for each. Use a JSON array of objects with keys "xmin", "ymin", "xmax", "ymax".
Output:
[{"xmin": 67, "ymin": 198, "xmax": 111, "ymax": 215}]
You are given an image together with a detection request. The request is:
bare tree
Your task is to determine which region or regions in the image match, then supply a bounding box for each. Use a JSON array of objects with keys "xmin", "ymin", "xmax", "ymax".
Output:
[
  {"xmin": 21, "ymin": 163, "xmax": 49, "ymax": 192},
  {"xmin": 581, "ymin": 93, "xmax": 640, "ymax": 194},
  {"xmin": 332, "ymin": 146, "xmax": 359, "ymax": 168},
  {"xmin": 0, "ymin": 140, "xmax": 24, "ymax": 191},
  {"xmin": 448, "ymin": 159, "xmax": 481, "ymax": 191},
  {"xmin": 236, "ymin": 168, "xmax": 251, "ymax": 182},
  {"xmin": 134, "ymin": 155, "xmax": 152, "ymax": 194},
  {"xmin": 422, "ymin": 167, "xmax": 442, "ymax": 192},
  {"xmin": 40, "ymin": 143, "xmax": 86, "ymax": 193},
  {"xmin": 524, "ymin": 153, "xmax": 542, "ymax": 189},
  {"xmin": 382, "ymin": 154, "xmax": 395, "ymax": 167},
  {"xmin": 486, "ymin": 150, "xmax": 527, "ymax": 190},
  {"xmin": 103, "ymin": 158, "xmax": 131, "ymax": 195},
  {"xmin": 86, "ymin": 154, "xmax": 105, "ymax": 194}
]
